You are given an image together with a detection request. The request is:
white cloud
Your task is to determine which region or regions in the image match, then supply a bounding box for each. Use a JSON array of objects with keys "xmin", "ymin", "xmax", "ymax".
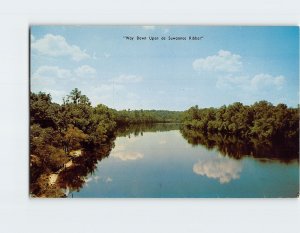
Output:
[
  {"xmin": 74, "ymin": 65, "xmax": 97, "ymax": 78},
  {"xmin": 31, "ymin": 34, "xmax": 35, "ymax": 42},
  {"xmin": 111, "ymin": 151, "xmax": 144, "ymax": 161},
  {"xmin": 31, "ymin": 34, "xmax": 90, "ymax": 61},
  {"xmin": 142, "ymin": 26, "xmax": 156, "ymax": 30},
  {"xmin": 31, "ymin": 67, "xmax": 142, "ymax": 108},
  {"xmin": 193, "ymin": 155, "xmax": 242, "ymax": 184},
  {"xmin": 31, "ymin": 65, "xmax": 98, "ymax": 103},
  {"xmin": 112, "ymin": 74, "xmax": 143, "ymax": 84},
  {"xmin": 216, "ymin": 73, "xmax": 285, "ymax": 91},
  {"xmin": 216, "ymin": 75, "xmax": 249, "ymax": 90},
  {"xmin": 87, "ymin": 83, "xmax": 125, "ymax": 106},
  {"xmin": 193, "ymin": 50, "xmax": 242, "ymax": 73},
  {"xmin": 250, "ymin": 73, "xmax": 285, "ymax": 90},
  {"xmin": 33, "ymin": 65, "xmax": 98, "ymax": 81},
  {"xmin": 32, "ymin": 65, "xmax": 71, "ymax": 81},
  {"xmin": 31, "ymin": 66, "xmax": 71, "ymax": 102}
]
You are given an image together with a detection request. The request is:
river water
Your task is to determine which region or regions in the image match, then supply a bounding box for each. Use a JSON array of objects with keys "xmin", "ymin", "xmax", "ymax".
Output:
[{"xmin": 68, "ymin": 124, "xmax": 299, "ymax": 198}]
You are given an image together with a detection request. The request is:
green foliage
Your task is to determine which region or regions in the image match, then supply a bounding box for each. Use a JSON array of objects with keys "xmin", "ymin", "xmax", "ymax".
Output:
[
  {"xmin": 63, "ymin": 124, "xmax": 88, "ymax": 153},
  {"xmin": 30, "ymin": 89, "xmax": 118, "ymax": 196},
  {"xmin": 181, "ymin": 101, "xmax": 299, "ymax": 141},
  {"xmin": 30, "ymin": 92, "xmax": 61, "ymax": 128},
  {"xmin": 114, "ymin": 109, "xmax": 182, "ymax": 125}
]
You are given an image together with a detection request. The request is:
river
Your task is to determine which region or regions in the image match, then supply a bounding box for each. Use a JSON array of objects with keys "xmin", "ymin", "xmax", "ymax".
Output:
[{"xmin": 67, "ymin": 123, "xmax": 299, "ymax": 198}]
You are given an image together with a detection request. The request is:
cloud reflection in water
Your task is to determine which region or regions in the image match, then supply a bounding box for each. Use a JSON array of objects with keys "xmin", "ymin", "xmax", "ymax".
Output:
[
  {"xmin": 110, "ymin": 138, "xmax": 144, "ymax": 161},
  {"xmin": 193, "ymin": 155, "xmax": 243, "ymax": 184},
  {"xmin": 111, "ymin": 150, "xmax": 144, "ymax": 161}
]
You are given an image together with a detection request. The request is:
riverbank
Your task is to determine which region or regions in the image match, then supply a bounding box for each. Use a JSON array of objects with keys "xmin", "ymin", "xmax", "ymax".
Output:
[{"xmin": 47, "ymin": 149, "xmax": 82, "ymax": 186}]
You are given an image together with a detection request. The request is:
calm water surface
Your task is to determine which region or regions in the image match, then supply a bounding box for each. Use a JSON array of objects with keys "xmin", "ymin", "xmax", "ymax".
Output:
[{"xmin": 69, "ymin": 124, "xmax": 299, "ymax": 198}]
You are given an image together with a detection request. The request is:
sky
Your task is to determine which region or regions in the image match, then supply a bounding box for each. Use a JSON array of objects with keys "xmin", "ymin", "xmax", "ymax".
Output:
[{"xmin": 30, "ymin": 26, "xmax": 299, "ymax": 110}]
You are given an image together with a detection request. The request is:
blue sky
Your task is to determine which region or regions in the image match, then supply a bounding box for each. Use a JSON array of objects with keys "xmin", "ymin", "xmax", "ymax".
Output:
[{"xmin": 31, "ymin": 26, "xmax": 299, "ymax": 110}]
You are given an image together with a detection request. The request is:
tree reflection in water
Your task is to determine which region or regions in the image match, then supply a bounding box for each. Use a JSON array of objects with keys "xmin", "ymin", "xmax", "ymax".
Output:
[
  {"xmin": 116, "ymin": 123, "xmax": 180, "ymax": 137},
  {"xmin": 33, "ymin": 138, "xmax": 115, "ymax": 198},
  {"xmin": 34, "ymin": 124, "xmax": 298, "ymax": 197},
  {"xmin": 180, "ymin": 126, "xmax": 299, "ymax": 163},
  {"xmin": 32, "ymin": 124, "xmax": 181, "ymax": 197},
  {"xmin": 58, "ymin": 142, "xmax": 115, "ymax": 191}
]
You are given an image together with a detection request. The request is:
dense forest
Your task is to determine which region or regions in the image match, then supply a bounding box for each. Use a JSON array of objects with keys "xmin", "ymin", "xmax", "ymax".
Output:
[
  {"xmin": 115, "ymin": 110, "xmax": 181, "ymax": 125},
  {"xmin": 30, "ymin": 88, "xmax": 299, "ymax": 197},
  {"xmin": 181, "ymin": 102, "xmax": 299, "ymax": 141}
]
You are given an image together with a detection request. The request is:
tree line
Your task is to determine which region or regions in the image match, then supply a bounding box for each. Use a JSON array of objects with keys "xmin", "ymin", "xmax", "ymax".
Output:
[{"xmin": 181, "ymin": 101, "xmax": 299, "ymax": 142}]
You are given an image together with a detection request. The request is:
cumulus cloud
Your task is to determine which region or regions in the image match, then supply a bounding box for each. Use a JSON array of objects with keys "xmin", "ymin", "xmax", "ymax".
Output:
[
  {"xmin": 74, "ymin": 65, "xmax": 97, "ymax": 78},
  {"xmin": 32, "ymin": 66, "xmax": 72, "ymax": 86},
  {"xmin": 250, "ymin": 73, "xmax": 285, "ymax": 90},
  {"xmin": 31, "ymin": 67, "xmax": 142, "ymax": 107},
  {"xmin": 31, "ymin": 65, "xmax": 98, "ymax": 103},
  {"xmin": 193, "ymin": 50, "xmax": 242, "ymax": 73},
  {"xmin": 112, "ymin": 74, "xmax": 143, "ymax": 84},
  {"xmin": 33, "ymin": 65, "xmax": 71, "ymax": 79},
  {"xmin": 32, "ymin": 65, "xmax": 98, "ymax": 90},
  {"xmin": 111, "ymin": 151, "xmax": 144, "ymax": 161},
  {"xmin": 216, "ymin": 75, "xmax": 249, "ymax": 90},
  {"xmin": 193, "ymin": 156, "xmax": 242, "ymax": 184},
  {"xmin": 216, "ymin": 73, "xmax": 285, "ymax": 91},
  {"xmin": 31, "ymin": 34, "xmax": 90, "ymax": 61}
]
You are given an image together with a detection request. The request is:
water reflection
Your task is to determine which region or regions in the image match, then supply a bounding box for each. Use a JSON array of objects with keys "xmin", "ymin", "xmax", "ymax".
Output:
[
  {"xmin": 31, "ymin": 138, "xmax": 116, "ymax": 197},
  {"xmin": 180, "ymin": 127, "xmax": 299, "ymax": 163},
  {"xmin": 111, "ymin": 151, "xmax": 144, "ymax": 161},
  {"xmin": 193, "ymin": 154, "xmax": 243, "ymax": 184},
  {"xmin": 158, "ymin": 139, "xmax": 167, "ymax": 145},
  {"xmin": 110, "ymin": 133, "xmax": 144, "ymax": 161},
  {"xmin": 116, "ymin": 123, "xmax": 180, "ymax": 137},
  {"xmin": 33, "ymin": 123, "xmax": 298, "ymax": 197}
]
